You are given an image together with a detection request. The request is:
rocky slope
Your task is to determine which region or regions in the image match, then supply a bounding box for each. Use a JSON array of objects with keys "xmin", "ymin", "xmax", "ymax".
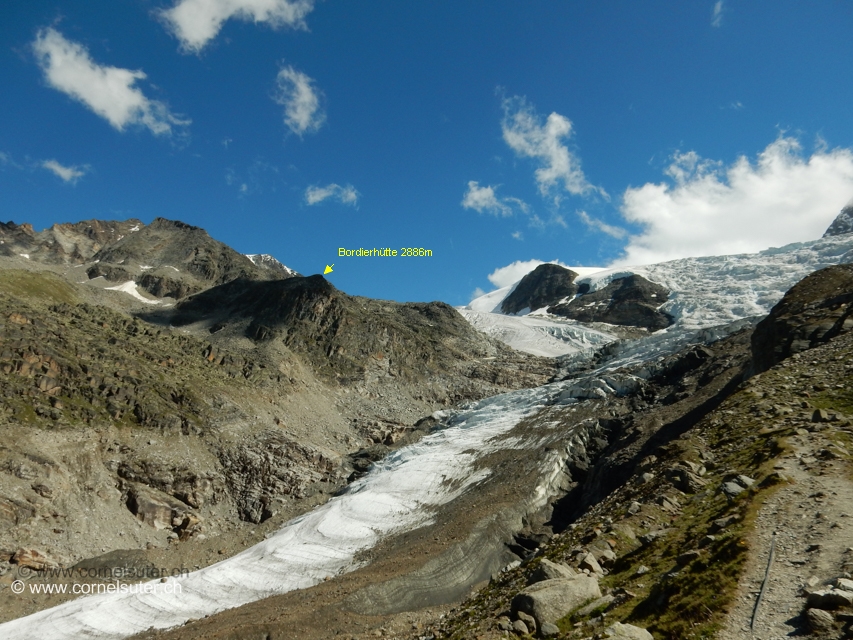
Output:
[{"xmin": 0, "ymin": 219, "xmax": 554, "ymax": 628}]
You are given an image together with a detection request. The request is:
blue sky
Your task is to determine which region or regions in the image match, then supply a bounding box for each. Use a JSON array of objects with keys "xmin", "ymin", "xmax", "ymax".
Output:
[{"xmin": 3, "ymin": 1, "xmax": 853, "ymax": 305}]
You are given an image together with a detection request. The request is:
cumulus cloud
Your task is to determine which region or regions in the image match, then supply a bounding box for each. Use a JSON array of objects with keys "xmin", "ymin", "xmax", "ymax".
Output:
[
  {"xmin": 512, "ymin": 231, "xmax": 523, "ymax": 240},
  {"xmin": 41, "ymin": 159, "xmax": 89, "ymax": 184},
  {"xmin": 616, "ymin": 136, "xmax": 853, "ymax": 266},
  {"xmin": 274, "ymin": 66, "xmax": 325, "ymax": 135},
  {"xmin": 305, "ymin": 183, "xmax": 359, "ymax": 206},
  {"xmin": 711, "ymin": 1, "xmax": 724, "ymax": 27},
  {"xmin": 577, "ymin": 210, "xmax": 627, "ymax": 239},
  {"xmin": 461, "ymin": 181, "xmax": 530, "ymax": 217},
  {"xmin": 32, "ymin": 28, "xmax": 188, "ymax": 136},
  {"xmin": 501, "ymin": 96, "xmax": 605, "ymax": 200},
  {"xmin": 160, "ymin": 0, "xmax": 314, "ymax": 52}
]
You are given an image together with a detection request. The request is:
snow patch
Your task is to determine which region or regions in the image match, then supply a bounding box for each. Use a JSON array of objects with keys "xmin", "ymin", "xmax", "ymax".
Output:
[
  {"xmin": 104, "ymin": 281, "xmax": 161, "ymax": 305},
  {"xmin": 18, "ymin": 253, "xmax": 29, "ymax": 259}
]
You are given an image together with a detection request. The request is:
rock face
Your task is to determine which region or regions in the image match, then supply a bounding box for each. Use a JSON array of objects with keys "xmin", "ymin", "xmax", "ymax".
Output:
[
  {"xmin": 500, "ymin": 264, "xmax": 579, "ymax": 315},
  {"xmin": 750, "ymin": 263, "xmax": 853, "ymax": 374},
  {"xmin": 0, "ymin": 219, "xmax": 144, "ymax": 264},
  {"xmin": 511, "ymin": 575, "xmax": 601, "ymax": 627},
  {"xmin": 160, "ymin": 274, "xmax": 553, "ymax": 390},
  {"xmin": 823, "ymin": 205, "xmax": 853, "ymax": 237},
  {"xmin": 548, "ymin": 274, "xmax": 673, "ymax": 330}
]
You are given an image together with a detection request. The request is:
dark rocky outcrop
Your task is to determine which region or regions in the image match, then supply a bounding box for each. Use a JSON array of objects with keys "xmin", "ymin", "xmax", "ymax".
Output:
[
  {"xmin": 750, "ymin": 263, "xmax": 853, "ymax": 374},
  {"xmin": 548, "ymin": 274, "xmax": 673, "ymax": 331},
  {"xmin": 157, "ymin": 275, "xmax": 554, "ymax": 389},
  {"xmin": 823, "ymin": 205, "xmax": 853, "ymax": 237},
  {"xmin": 500, "ymin": 264, "xmax": 579, "ymax": 315}
]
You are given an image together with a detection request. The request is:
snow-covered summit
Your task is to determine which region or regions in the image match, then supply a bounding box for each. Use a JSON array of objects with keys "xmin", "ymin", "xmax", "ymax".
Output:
[
  {"xmin": 245, "ymin": 253, "xmax": 298, "ymax": 277},
  {"xmin": 823, "ymin": 205, "xmax": 853, "ymax": 237}
]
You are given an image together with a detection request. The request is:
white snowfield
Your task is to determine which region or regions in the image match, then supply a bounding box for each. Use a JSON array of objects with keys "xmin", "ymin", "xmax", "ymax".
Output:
[
  {"xmin": 104, "ymin": 281, "xmax": 161, "ymax": 305},
  {"xmin": 5, "ymin": 232, "xmax": 853, "ymax": 639},
  {"xmin": 463, "ymin": 234, "xmax": 853, "ymax": 356},
  {"xmin": 458, "ymin": 309, "xmax": 616, "ymax": 358}
]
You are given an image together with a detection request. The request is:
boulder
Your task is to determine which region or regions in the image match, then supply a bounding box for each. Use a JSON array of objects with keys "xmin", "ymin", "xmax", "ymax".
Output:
[
  {"xmin": 516, "ymin": 610, "xmax": 537, "ymax": 633},
  {"xmin": 806, "ymin": 607, "xmax": 836, "ymax": 632},
  {"xmin": 807, "ymin": 588, "xmax": 853, "ymax": 609},
  {"xmin": 579, "ymin": 552, "xmax": 603, "ymax": 574},
  {"xmin": 540, "ymin": 621, "xmax": 560, "ymax": 637},
  {"xmin": 528, "ymin": 558, "xmax": 576, "ymax": 585},
  {"xmin": 511, "ymin": 576, "xmax": 601, "ymax": 627},
  {"xmin": 603, "ymin": 622, "xmax": 654, "ymax": 639}
]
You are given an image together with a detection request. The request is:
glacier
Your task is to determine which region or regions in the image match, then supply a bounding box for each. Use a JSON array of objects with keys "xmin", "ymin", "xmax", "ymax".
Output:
[{"xmin": 3, "ymin": 232, "xmax": 853, "ymax": 638}]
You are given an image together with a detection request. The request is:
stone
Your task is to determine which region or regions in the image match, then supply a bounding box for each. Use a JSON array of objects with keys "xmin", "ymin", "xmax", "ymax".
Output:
[
  {"xmin": 813, "ymin": 408, "xmax": 830, "ymax": 423},
  {"xmin": 721, "ymin": 481, "xmax": 745, "ymax": 498},
  {"xmin": 806, "ymin": 607, "xmax": 835, "ymax": 632},
  {"xmin": 11, "ymin": 548, "xmax": 58, "ymax": 571},
  {"xmin": 576, "ymin": 594, "xmax": 615, "ymax": 617},
  {"xmin": 807, "ymin": 588, "xmax": 853, "ymax": 609},
  {"xmin": 710, "ymin": 515, "xmax": 739, "ymax": 532},
  {"xmin": 579, "ymin": 552, "xmax": 603, "ymax": 574},
  {"xmin": 539, "ymin": 621, "xmax": 560, "ymax": 637},
  {"xmin": 634, "ymin": 565, "xmax": 650, "ymax": 576},
  {"xmin": 511, "ymin": 576, "xmax": 602, "ymax": 627},
  {"xmin": 639, "ymin": 529, "xmax": 672, "ymax": 546},
  {"xmin": 836, "ymin": 577, "xmax": 853, "ymax": 591},
  {"xmin": 603, "ymin": 621, "xmax": 654, "ymax": 639},
  {"xmin": 627, "ymin": 501, "xmax": 641, "ymax": 515},
  {"xmin": 527, "ymin": 558, "xmax": 576, "ymax": 585},
  {"xmin": 676, "ymin": 549, "xmax": 702, "ymax": 566},
  {"xmin": 668, "ymin": 467, "xmax": 707, "ymax": 493},
  {"xmin": 735, "ymin": 474, "xmax": 755, "ymax": 488},
  {"xmin": 511, "ymin": 619, "xmax": 528, "ymax": 634},
  {"xmin": 594, "ymin": 547, "xmax": 617, "ymax": 568},
  {"xmin": 698, "ymin": 535, "xmax": 716, "ymax": 548},
  {"xmin": 496, "ymin": 616, "xmax": 512, "ymax": 632},
  {"xmin": 516, "ymin": 610, "xmax": 536, "ymax": 633}
]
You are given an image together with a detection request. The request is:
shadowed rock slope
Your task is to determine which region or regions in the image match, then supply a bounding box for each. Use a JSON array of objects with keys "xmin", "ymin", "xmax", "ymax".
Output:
[{"xmin": 149, "ymin": 273, "xmax": 553, "ymax": 394}]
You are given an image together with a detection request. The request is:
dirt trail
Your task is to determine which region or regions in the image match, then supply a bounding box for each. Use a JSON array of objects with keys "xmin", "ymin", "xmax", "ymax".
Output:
[{"xmin": 721, "ymin": 430, "xmax": 853, "ymax": 639}]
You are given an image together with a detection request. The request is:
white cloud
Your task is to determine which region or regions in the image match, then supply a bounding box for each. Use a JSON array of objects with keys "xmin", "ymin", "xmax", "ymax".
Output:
[
  {"xmin": 711, "ymin": 1, "xmax": 724, "ymax": 27},
  {"xmin": 32, "ymin": 28, "xmax": 188, "ymax": 136},
  {"xmin": 461, "ymin": 181, "xmax": 532, "ymax": 217},
  {"xmin": 41, "ymin": 159, "xmax": 89, "ymax": 184},
  {"xmin": 160, "ymin": 0, "xmax": 314, "ymax": 52},
  {"xmin": 511, "ymin": 231, "xmax": 523, "ymax": 240},
  {"xmin": 501, "ymin": 96, "xmax": 605, "ymax": 200},
  {"xmin": 616, "ymin": 136, "xmax": 853, "ymax": 266},
  {"xmin": 305, "ymin": 183, "xmax": 359, "ymax": 206},
  {"xmin": 274, "ymin": 66, "xmax": 325, "ymax": 136},
  {"xmin": 577, "ymin": 210, "xmax": 627, "ymax": 239}
]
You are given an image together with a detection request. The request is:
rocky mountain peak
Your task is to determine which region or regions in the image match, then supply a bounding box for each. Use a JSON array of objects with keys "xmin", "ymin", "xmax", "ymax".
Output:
[
  {"xmin": 500, "ymin": 263, "xmax": 580, "ymax": 315},
  {"xmin": 823, "ymin": 205, "xmax": 853, "ymax": 237}
]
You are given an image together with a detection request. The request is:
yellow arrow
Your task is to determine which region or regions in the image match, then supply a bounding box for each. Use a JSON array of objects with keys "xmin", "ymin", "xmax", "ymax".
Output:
[{"xmin": 323, "ymin": 264, "xmax": 334, "ymax": 275}]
